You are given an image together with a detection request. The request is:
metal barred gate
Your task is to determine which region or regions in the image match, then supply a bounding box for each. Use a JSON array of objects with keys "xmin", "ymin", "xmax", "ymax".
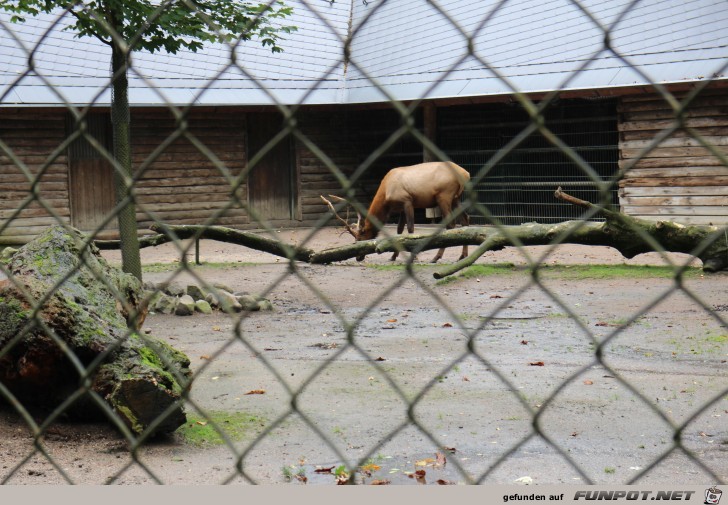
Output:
[{"xmin": 438, "ymin": 98, "xmax": 621, "ymax": 225}]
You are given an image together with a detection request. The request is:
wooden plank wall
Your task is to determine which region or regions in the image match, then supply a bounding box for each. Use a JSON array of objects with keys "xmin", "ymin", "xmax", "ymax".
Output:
[
  {"xmin": 618, "ymin": 88, "xmax": 728, "ymax": 226},
  {"xmin": 0, "ymin": 108, "xmax": 71, "ymax": 245},
  {"xmin": 132, "ymin": 108, "xmax": 249, "ymax": 231},
  {"xmin": 296, "ymin": 109, "xmax": 397, "ymax": 228}
]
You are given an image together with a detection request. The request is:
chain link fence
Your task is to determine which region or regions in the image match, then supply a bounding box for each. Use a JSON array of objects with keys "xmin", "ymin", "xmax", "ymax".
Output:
[{"xmin": 0, "ymin": 0, "xmax": 727, "ymax": 485}]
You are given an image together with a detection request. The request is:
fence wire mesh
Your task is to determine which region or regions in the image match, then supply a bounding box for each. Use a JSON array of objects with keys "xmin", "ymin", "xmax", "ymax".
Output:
[{"xmin": 0, "ymin": 0, "xmax": 726, "ymax": 485}]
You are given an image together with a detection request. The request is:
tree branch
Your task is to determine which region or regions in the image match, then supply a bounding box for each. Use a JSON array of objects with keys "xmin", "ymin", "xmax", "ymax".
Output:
[{"xmin": 94, "ymin": 190, "xmax": 728, "ymax": 275}]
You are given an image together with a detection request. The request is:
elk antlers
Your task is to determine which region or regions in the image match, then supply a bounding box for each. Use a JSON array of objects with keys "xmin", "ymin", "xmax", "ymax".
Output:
[{"xmin": 320, "ymin": 194, "xmax": 361, "ymax": 240}]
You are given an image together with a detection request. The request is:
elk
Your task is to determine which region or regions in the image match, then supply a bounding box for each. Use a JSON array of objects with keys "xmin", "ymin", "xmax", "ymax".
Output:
[{"xmin": 322, "ymin": 161, "xmax": 470, "ymax": 263}]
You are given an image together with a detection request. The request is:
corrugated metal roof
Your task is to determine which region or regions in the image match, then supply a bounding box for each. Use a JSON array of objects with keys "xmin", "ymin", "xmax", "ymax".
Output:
[
  {"xmin": 1, "ymin": 0, "xmax": 726, "ymax": 106},
  {"xmin": 346, "ymin": 0, "xmax": 728, "ymax": 102}
]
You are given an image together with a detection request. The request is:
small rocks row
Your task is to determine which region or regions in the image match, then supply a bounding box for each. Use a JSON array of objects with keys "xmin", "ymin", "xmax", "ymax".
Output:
[{"xmin": 144, "ymin": 281, "xmax": 273, "ymax": 316}]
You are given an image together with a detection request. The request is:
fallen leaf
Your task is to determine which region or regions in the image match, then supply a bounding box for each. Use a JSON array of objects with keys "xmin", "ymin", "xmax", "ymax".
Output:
[
  {"xmin": 490, "ymin": 294, "xmax": 503, "ymax": 299},
  {"xmin": 386, "ymin": 319, "xmax": 397, "ymax": 323},
  {"xmin": 200, "ymin": 355, "xmax": 210, "ymax": 360},
  {"xmin": 435, "ymin": 452, "xmax": 447, "ymax": 467},
  {"xmin": 443, "ymin": 446, "xmax": 457, "ymax": 453},
  {"xmin": 409, "ymin": 469, "xmax": 427, "ymax": 484},
  {"xmin": 415, "ymin": 458, "xmax": 435, "ymax": 467},
  {"xmin": 462, "ymin": 376, "xmax": 470, "ymax": 382},
  {"xmin": 442, "ymin": 322, "xmax": 453, "ymax": 327},
  {"xmin": 437, "ymin": 479, "xmax": 456, "ymax": 485},
  {"xmin": 529, "ymin": 361, "xmax": 545, "ymax": 366},
  {"xmin": 264, "ymin": 348, "xmax": 281, "ymax": 351},
  {"xmin": 370, "ymin": 479, "xmax": 391, "ymax": 485},
  {"xmin": 195, "ymin": 421, "xmax": 208, "ymax": 426},
  {"xmin": 335, "ymin": 470, "xmax": 351, "ymax": 485},
  {"xmin": 520, "ymin": 340, "xmax": 529, "ymax": 345},
  {"xmin": 314, "ymin": 466, "xmax": 335, "ymax": 474},
  {"xmin": 212, "ymin": 326, "xmax": 222, "ymax": 331},
  {"xmin": 583, "ymin": 380, "xmax": 594, "ymax": 385},
  {"xmin": 571, "ymin": 432, "xmax": 579, "ymax": 437},
  {"xmin": 245, "ymin": 389, "xmax": 265, "ymax": 395},
  {"xmin": 374, "ymin": 357, "xmax": 386, "ymax": 361},
  {"xmin": 360, "ymin": 463, "xmax": 381, "ymax": 475},
  {"xmin": 295, "ymin": 474, "xmax": 307, "ymax": 484}
]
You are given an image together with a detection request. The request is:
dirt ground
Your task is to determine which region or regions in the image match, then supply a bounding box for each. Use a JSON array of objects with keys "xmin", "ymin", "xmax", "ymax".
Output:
[{"xmin": 0, "ymin": 226, "xmax": 726, "ymax": 485}]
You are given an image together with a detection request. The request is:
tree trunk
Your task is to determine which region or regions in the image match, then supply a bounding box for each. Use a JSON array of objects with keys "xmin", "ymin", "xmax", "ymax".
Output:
[
  {"xmin": 111, "ymin": 42, "xmax": 142, "ymax": 282},
  {"xmin": 0, "ymin": 226, "xmax": 189, "ymax": 436}
]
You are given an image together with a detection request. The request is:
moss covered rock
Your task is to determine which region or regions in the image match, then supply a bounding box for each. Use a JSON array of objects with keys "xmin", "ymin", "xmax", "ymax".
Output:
[{"xmin": 0, "ymin": 225, "xmax": 190, "ymax": 436}]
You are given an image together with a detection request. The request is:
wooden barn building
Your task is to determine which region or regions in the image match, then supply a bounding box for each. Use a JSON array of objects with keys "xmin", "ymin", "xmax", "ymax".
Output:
[{"xmin": 1, "ymin": 0, "xmax": 727, "ymax": 244}]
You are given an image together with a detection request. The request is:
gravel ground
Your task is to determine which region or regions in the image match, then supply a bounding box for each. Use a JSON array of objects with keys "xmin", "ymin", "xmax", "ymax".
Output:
[{"xmin": 0, "ymin": 226, "xmax": 725, "ymax": 485}]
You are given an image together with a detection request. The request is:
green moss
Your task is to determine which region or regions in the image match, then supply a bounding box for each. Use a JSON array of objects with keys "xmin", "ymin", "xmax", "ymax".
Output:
[
  {"xmin": 0, "ymin": 297, "xmax": 29, "ymax": 339},
  {"xmin": 113, "ymin": 404, "xmax": 144, "ymax": 434},
  {"xmin": 177, "ymin": 411, "xmax": 266, "ymax": 447},
  {"xmin": 127, "ymin": 333, "xmax": 191, "ymax": 395},
  {"xmin": 138, "ymin": 344, "xmax": 165, "ymax": 369}
]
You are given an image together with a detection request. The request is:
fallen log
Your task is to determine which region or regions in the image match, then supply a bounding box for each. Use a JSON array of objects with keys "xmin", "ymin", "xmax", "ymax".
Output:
[
  {"xmin": 435, "ymin": 188, "xmax": 728, "ymax": 278},
  {"xmin": 92, "ymin": 189, "xmax": 728, "ymax": 277},
  {"xmin": 0, "ymin": 225, "xmax": 190, "ymax": 436}
]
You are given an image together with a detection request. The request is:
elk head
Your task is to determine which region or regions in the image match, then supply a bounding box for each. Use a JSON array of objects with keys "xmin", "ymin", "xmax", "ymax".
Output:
[{"xmin": 320, "ymin": 195, "xmax": 363, "ymax": 241}]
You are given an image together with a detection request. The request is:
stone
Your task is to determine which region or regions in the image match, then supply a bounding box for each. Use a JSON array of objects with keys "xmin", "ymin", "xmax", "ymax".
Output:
[
  {"xmin": 213, "ymin": 282, "xmax": 235, "ymax": 293},
  {"xmin": 0, "ymin": 225, "xmax": 189, "ymax": 435},
  {"xmin": 175, "ymin": 294, "xmax": 196, "ymax": 316},
  {"xmin": 1, "ymin": 246, "xmax": 18, "ymax": 261},
  {"xmin": 153, "ymin": 293, "xmax": 177, "ymax": 315},
  {"xmin": 205, "ymin": 292, "xmax": 219, "ymax": 308},
  {"xmin": 162, "ymin": 282, "xmax": 185, "ymax": 297},
  {"xmin": 257, "ymin": 299, "xmax": 274, "ymax": 311},
  {"xmin": 194, "ymin": 300, "xmax": 213, "ymax": 314},
  {"xmin": 186, "ymin": 284, "xmax": 208, "ymax": 301},
  {"xmin": 216, "ymin": 290, "xmax": 242, "ymax": 313},
  {"xmin": 237, "ymin": 294, "xmax": 261, "ymax": 311}
]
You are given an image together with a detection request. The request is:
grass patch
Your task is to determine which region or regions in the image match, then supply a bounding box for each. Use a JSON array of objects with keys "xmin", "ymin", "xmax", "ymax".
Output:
[
  {"xmin": 706, "ymin": 334, "xmax": 728, "ymax": 344},
  {"xmin": 537, "ymin": 264, "xmax": 702, "ymax": 280},
  {"xmin": 365, "ymin": 263, "xmax": 421, "ymax": 272},
  {"xmin": 435, "ymin": 263, "xmax": 518, "ymax": 285},
  {"xmin": 668, "ymin": 333, "xmax": 727, "ymax": 356},
  {"xmin": 177, "ymin": 411, "xmax": 266, "ymax": 446},
  {"xmin": 142, "ymin": 262, "xmax": 259, "ymax": 273},
  {"xmin": 436, "ymin": 263, "xmax": 702, "ymax": 284}
]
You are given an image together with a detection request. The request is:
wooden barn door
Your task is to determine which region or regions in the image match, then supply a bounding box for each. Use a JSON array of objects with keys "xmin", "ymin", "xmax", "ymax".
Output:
[
  {"xmin": 247, "ymin": 112, "xmax": 296, "ymax": 221},
  {"xmin": 67, "ymin": 114, "xmax": 116, "ymax": 235}
]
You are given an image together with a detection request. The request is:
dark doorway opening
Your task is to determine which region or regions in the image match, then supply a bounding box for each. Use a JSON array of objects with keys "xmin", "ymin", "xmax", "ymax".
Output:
[
  {"xmin": 66, "ymin": 113, "xmax": 117, "ymax": 235},
  {"xmin": 247, "ymin": 112, "xmax": 297, "ymax": 222}
]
